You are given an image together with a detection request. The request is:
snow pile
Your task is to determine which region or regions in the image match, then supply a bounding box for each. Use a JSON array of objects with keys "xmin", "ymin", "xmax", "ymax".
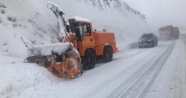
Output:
[
  {"xmin": 28, "ymin": 42, "xmax": 70, "ymax": 56},
  {"xmin": 0, "ymin": 55, "xmax": 63, "ymax": 98}
]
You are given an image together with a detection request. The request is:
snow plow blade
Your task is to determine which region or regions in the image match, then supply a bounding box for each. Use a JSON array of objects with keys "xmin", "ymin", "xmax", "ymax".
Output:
[
  {"xmin": 45, "ymin": 53, "xmax": 83, "ymax": 78},
  {"xmin": 24, "ymin": 42, "xmax": 83, "ymax": 79}
]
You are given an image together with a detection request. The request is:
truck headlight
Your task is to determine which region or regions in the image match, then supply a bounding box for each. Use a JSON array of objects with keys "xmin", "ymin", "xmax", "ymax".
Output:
[{"xmin": 139, "ymin": 39, "xmax": 142, "ymax": 43}]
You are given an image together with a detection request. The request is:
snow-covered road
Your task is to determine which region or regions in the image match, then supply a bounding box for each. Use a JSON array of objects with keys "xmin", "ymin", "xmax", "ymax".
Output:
[{"xmin": 1, "ymin": 36, "xmax": 186, "ymax": 98}]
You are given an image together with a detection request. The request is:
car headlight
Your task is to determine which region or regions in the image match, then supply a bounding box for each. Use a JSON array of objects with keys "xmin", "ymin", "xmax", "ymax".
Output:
[
  {"xmin": 139, "ymin": 39, "xmax": 142, "ymax": 42},
  {"xmin": 148, "ymin": 39, "xmax": 152, "ymax": 41}
]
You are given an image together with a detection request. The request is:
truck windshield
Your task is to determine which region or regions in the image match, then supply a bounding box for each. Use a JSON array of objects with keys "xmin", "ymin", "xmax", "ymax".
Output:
[{"xmin": 70, "ymin": 23, "xmax": 84, "ymax": 41}]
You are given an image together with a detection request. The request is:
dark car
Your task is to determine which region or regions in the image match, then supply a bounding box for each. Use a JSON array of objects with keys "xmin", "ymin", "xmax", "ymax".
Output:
[{"xmin": 138, "ymin": 33, "xmax": 158, "ymax": 48}]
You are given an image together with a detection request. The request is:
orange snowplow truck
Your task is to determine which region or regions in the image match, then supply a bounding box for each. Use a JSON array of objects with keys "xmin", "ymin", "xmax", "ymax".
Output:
[
  {"xmin": 66, "ymin": 17, "xmax": 118, "ymax": 69},
  {"xmin": 24, "ymin": 2, "xmax": 118, "ymax": 79}
]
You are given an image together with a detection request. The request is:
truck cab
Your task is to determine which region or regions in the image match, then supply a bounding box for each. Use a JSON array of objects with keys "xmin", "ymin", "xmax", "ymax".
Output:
[
  {"xmin": 68, "ymin": 17, "xmax": 118, "ymax": 70},
  {"xmin": 68, "ymin": 17, "xmax": 95, "ymax": 56}
]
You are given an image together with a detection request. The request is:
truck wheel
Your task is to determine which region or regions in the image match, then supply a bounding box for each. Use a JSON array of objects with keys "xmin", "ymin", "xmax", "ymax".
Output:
[
  {"xmin": 152, "ymin": 42, "xmax": 155, "ymax": 47},
  {"xmin": 82, "ymin": 49, "xmax": 96, "ymax": 70},
  {"xmin": 103, "ymin": 46, "xmax": 113, "ymax": 62}
]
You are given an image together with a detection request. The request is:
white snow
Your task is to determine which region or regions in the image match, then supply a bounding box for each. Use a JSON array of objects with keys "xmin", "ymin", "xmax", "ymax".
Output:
[
  {"xmin": 47, "ymin": 2, "xmax": 63, "ymax": 12},
  {"xmin": 28, "ymin": 42, "xmax": 70, "ymax": 56},
  {"xmin": 145, "ymin": 39, "xmax": 186, "ymax": 98},
  {"xmin": 68, "ymin": 16, "xmax": 91, "ymax": 22}
]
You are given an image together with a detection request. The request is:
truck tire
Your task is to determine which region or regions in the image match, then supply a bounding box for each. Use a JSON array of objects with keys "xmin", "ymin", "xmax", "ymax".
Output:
[
  {"xmin": 152, "ymin": 44, "xmax": 154, "ymax": 47},
  {"xmin": 103, "ymin": 45, "xmax": 113, "ymax": 63},
  {"xmin": 82, "ymin": 49, "xmax": 96, "ymax": 70},
  {"xmin": 151, "ymin": 42, "xmax": 155, "ymax": 47}
]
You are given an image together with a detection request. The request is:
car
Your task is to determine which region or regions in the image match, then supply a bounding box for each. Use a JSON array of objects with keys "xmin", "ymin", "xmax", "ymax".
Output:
[{"xmin": 138, "ymin": 33, "xmax": 158, "ymax": 48}]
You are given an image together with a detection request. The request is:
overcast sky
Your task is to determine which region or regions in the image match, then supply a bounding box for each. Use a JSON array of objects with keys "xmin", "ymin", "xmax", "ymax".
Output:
[{"xmin": 123, "ymin": 0, "xmax": 186, "ymax": 31}]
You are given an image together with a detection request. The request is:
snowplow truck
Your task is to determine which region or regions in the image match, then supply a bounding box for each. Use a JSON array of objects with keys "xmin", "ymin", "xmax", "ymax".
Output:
[
  {"xmin": 68, "ymin": 17, "xmax": 118, "ymax": 70},
  {"xmin": 172, "ymin": 27, "xmax": 179, "ymax": 39},
  {"xmin": 24, "ymin": 2, "xmax": 117, "ymax": 78},
  {"xmin": 46, "ymin": 2, "xmax": 118, "ymax": 70},
  {"xmin": 158, "ymin": 25, "xmax": 179, "ymax": 40}
]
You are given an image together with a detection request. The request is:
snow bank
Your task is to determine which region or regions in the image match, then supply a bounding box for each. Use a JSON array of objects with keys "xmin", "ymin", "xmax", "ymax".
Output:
[{"xmin": 0, "ymin": 55, "xmax": 62, "ymax": 98}]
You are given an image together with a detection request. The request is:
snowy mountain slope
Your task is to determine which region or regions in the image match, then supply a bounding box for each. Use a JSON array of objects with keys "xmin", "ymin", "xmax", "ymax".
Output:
[
  {"xmin": 83, "ymin": 0, "xmax": 146, "ymax": 19},
  {"xmin": 0, "ymin": 0, "xmax": 148, "ymax": 56}
]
